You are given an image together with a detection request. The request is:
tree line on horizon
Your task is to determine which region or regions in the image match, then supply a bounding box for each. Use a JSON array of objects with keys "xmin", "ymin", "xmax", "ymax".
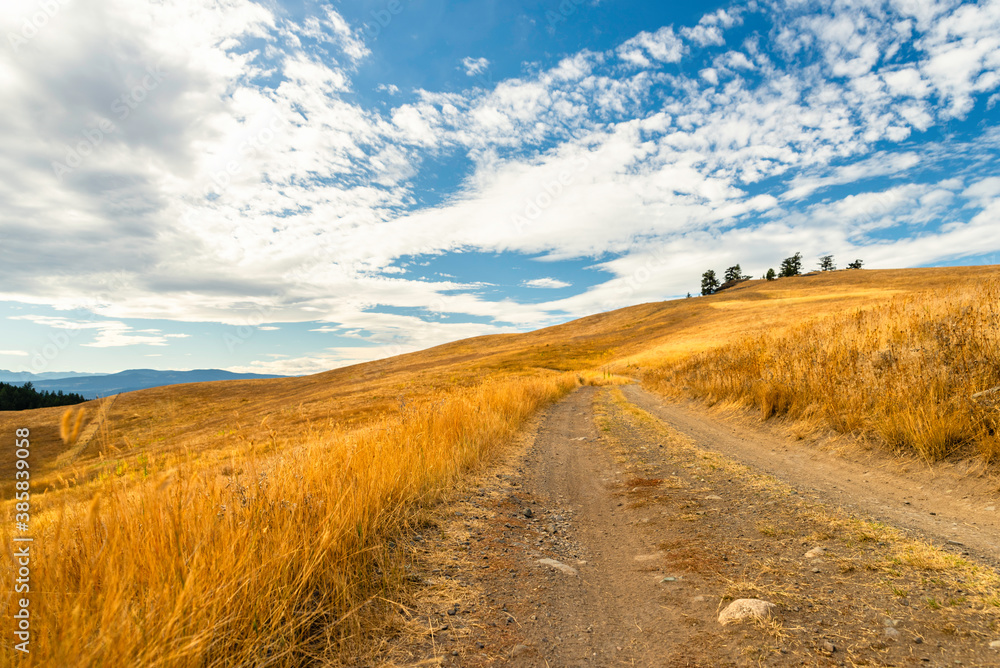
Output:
[
  {"xmin": 696, "ymin": 253, "xmax": 864, "ymax": 296},
  {"xmin": 0, "ymin": 381, "xmax": 87, "ymax": 411}
]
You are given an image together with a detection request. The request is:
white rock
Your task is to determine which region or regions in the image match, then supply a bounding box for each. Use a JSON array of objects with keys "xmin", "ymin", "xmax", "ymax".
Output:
[
  {"xmin": 989, "ymin": 639, "xmax": 1000, "ymax": 650},
  {"xmin": 705, "ymin": 495, "xmax": 723, "ymax": 500},
  {"xmin": 537, "ymin": 558, "xmax": 577, "ymax": 576},
  {"xmin": 718, "ymin": 598, "xmax": 778, "ymax": 626},
  {"xmin": 804, "ymin": 546, "xmax": 826, "ymax": 559}
]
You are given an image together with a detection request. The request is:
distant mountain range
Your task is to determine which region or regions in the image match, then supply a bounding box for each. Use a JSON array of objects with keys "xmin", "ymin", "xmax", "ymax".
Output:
[
  {"xmin": 1, "ymin": 369, "xmax": 284, "ymax": 399},
  {"xmin": 0, "ymin": 369, "xmax": 110, "ymax": 383}
]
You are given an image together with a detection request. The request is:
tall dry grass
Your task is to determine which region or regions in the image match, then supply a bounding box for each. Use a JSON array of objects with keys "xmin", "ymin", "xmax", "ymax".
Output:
[
  {"xmin": 1, "ymin": 374, "xmax": 576, "ymax": 667},
  {"xmin": 644, "ymin": 280, "xmax": 1000, "ymax": 462}
]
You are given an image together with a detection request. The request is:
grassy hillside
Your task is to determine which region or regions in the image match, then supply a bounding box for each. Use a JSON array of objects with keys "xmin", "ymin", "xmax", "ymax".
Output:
[
  {"xmin": 1, "ymin": 264, "xmax": 997, "ymax": 665},
  {"xmin": 643, "ymin": 273, "xmax": 1000, "ymax": 462}
]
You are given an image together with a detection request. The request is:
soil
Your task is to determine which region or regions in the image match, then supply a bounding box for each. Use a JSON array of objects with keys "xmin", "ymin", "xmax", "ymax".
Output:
[{"xmin": 381, "ymin": 385, "xmax": 1000, "ymax": 667}]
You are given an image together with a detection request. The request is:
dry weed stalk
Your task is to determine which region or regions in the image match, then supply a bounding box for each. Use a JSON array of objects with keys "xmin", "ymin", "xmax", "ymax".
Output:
[{"xmin": 59, "ymin": 406, "xmax": 87, "ymax": 447}]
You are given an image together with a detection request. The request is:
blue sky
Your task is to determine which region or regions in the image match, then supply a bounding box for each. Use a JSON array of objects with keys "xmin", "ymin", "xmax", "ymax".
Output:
[{"xmin": 1, "ymin": 0, "xmax": 999, "ymax": 376}]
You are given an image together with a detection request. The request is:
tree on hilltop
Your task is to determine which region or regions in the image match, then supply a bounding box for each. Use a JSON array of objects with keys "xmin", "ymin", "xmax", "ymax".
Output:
[
  {"xmin": 819, "ymin": 255, "xmax": 836, "ymax": 271},
  {"xmin": 764, "ymin": 268, "xmax": 776, "ymax": 281},
  {"xmin": 778, "ymin": 252, "xmax": 803, "ymax": 277},
  {"xmin": 847, "ymin": 259, "xmax": 864, "ymax": 269},
  {"xmin": 724, "ymin": 264, "xmax": 750, "ymax": 282},
  {"xmin": 701, "ymin": 269, "xmax": 720, "ymax": 296}
]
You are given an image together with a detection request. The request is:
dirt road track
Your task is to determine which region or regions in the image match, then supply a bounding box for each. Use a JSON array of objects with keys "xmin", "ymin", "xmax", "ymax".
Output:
[
  {"xmin": 386, "ymin": 385, "xmax": 1000, "ymax": 667},
  {"xmin": 623, "ymin": 385, "xmax": 1000, "ymax": 564}
]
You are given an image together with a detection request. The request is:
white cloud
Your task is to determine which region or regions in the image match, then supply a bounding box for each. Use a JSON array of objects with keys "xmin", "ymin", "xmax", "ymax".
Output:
[
  {"xmin": 523, "ymin": 278, "xmax": 572, "ymax": 289},
  {"xmin": 462, "ymin": 56, "xmax": 490, "ymax": 76},
  {"xmin": 0, "ymin": 350, "xmax": 29, "ymax": 356},
  {"xmin": 618, "ymin": 27, "xmax": 684, "ymax": 67},
  {"xmin": 9, "ymin": 315, "xmax": 169, "ymax": 347}
]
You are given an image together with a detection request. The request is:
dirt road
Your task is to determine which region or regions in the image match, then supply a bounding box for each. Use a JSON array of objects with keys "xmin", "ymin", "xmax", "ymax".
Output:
[{"xmin": 386, "ymin": 385, "xmax": 1000, "ymax": 667}]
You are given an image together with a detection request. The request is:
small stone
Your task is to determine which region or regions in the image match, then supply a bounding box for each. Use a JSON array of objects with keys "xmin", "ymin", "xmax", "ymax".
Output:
[
  {"xmin": 885, "ymin": 628, "xmax": 901, "ymax": 639},
  {"xmin": 811, "ymin": 567, "xmax": 821, "ymax": 573},
  {"xmin": 705, "ymin": 495, "xmax": 723, "ymax": 500},
  {"xmin": 523, "ymin": 508, "xmax": 533, "ymax": 518},
  {"xmin": 804, "ymin": 546, "xmax": 826, "ymax": 559},
  {"xmin": 634, "ymin": 553, "xmax": 663, "ymax": 562},
  {"xmin": 538, "ymin": 558, "xmax": 578, "ymax": 576},
  {"xmin": 718, "ymin": 598, "xmax": 778, "ymax": 625},
  {"xmin": 451, "ymin": 650, "xmax": 459, "ymax": 656},
  {"xmin": 660, "ymin": 576, "xmax": 677, "ymax": 582},
  {"xmin": 511, "ymin": 644, "xmax": 531, "ymax": 657},
  {"xmin": 821, "ymin": 641, "xmax": 836, "ymax": 655},
  {"xmin": 476, "ymin": 642, "xmax": 485, "ymax": 649},
  {"xmin": 989, "ymin": 640, "xmax": 1000, "ymax": 650}
]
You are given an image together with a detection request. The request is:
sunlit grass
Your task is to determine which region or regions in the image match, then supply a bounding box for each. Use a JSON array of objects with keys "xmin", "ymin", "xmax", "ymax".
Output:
[
  {"xmin": 643, "ymin": 279, "xmax": 1000, "ymax": 462},
  {"xmin": 0, "ymin": 375, "xmax": 576, "ymax": 666}
]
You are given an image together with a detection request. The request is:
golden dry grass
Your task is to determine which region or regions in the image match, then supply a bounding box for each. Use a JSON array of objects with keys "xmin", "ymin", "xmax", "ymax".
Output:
[
  {"xmin": 1, "ymin": 374, "xmax": 577, "ymax": 666},
  {"xmin": 643, "ymin": 276, "xmax": 1000, "ymax": 462},
  {"xmin": 1, "ymin": 264, "xmax": 998, "ymax": 665}
]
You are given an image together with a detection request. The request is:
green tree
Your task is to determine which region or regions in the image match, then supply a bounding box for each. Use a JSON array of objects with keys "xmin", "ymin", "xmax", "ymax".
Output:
[
  {"xmin": 764, "ymin": 268, "xmax": 776, "ymax": 281},
  {"xmin": 819, "ymin": 254, "xmax": 836, "ymax": 271},
  {"xmin": 778, "ymin": 252, "xmax": 803, "ymax": 277},
  {"xmin": 0, "ymin": 382, "xmax": 87, "ymax": 411},
  {"xmin": 847, "ymin": 259, "xmax": 864, "ymax": 269},
  {"xmin": 701, "ymin": 269, "xmax": 720, "ymax": 296},
  {"xmin": 724, "ymin": 264, "xmax": 748, "ymax": 282}
]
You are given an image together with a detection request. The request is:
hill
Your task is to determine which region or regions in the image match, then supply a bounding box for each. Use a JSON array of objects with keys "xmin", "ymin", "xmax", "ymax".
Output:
[
  {"xmin": 1, "ymin": 264, "xmax": 997, "ymax": 666},
  {"xmin": 1, "ymin": 265, "xmax": 996, "ymax": 486}
]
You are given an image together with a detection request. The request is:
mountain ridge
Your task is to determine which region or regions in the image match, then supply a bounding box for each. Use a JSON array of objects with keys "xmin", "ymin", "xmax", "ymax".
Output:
[{"xmin": 14, "ymin": 368, "xmax": 285, "ymax": 399}]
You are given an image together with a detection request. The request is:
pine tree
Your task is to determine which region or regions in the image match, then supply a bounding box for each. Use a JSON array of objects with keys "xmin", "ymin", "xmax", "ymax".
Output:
[
  {"xmin": 701, "ymin": 269, "xmax": 720, "ymax": 296},
  {"xmin": 819, "ymin": 255, "xmax": 836, "ymax": 271},
  {"xmin": 764, "ymin": 268, "xmax": 776, "ymax": 281},
  {"xmin": 847, "ymin": 259, "xmax": 864, "ymax": 269},
  {"xmin": 724, "ymin": 264, "xmax": 746, "ymax": 282},
  {"xmin": 778, "ymin": 252, "xmax": 803, "ymax": 277}
]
